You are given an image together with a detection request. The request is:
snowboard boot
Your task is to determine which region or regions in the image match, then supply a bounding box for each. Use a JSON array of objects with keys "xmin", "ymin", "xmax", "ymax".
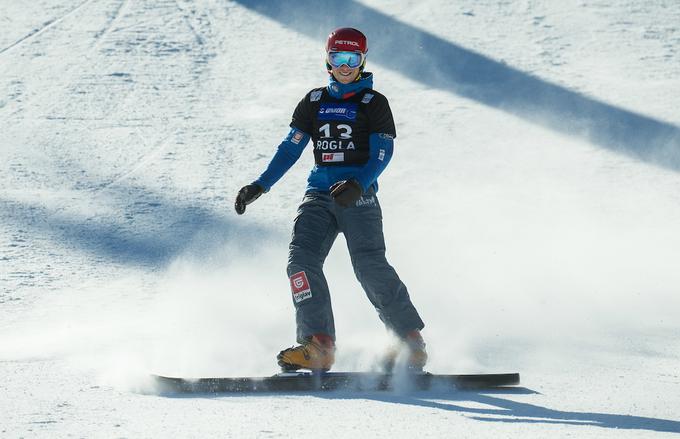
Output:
[
  {"xmin": 277, "ymin": 334, "xmax": 335, "ymax": 372},
  {"xmin": 381, "ymin": 330, "xmax": 428, "ymax": 372}
]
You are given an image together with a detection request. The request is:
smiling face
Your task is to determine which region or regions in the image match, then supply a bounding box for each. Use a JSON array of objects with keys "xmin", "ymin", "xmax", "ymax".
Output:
[{"xmin": 330, "ymin": 64, "xmax": 361, "ymax": 84}]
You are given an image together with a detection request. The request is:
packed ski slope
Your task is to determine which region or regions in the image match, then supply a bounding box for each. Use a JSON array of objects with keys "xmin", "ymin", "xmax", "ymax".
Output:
[{"xmin": 1, "ymin": 0, "xmax": 680, "ymax": 437}]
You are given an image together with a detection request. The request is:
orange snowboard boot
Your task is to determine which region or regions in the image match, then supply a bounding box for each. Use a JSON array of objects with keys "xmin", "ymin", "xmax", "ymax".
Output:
[{"xmin": 277, "ymin": 335, "xmax": 335, "ymax": 372}]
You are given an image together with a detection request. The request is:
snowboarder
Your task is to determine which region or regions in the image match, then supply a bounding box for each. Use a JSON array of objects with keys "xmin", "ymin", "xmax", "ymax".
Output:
[{"xmin": 235, "ymin": 27, "xmax": 426, "ymax": 372}]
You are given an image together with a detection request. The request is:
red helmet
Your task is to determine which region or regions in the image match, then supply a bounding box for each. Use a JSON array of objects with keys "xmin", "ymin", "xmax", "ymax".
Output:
[{"xmin": 325, "ymin": 27, "xmax": 368, "ymax": 54}]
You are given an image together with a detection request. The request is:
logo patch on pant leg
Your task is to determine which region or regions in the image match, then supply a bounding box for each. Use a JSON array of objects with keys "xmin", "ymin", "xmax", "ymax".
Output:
[
  {"xmin": 355, "ymin": 195, "xmax": 377, "ymax": 207},
  {"xmin": 290, "ymin": 271, "xmax": 312, "ymax": 303}
]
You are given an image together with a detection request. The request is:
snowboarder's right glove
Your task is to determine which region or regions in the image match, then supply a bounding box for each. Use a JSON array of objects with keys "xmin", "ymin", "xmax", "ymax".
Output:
[
  {"xmin": 330, "ymin": 179, "xmax": 363, "ymax": 208},
  {"xmin": 235, "ymin": 183, "xmax": 264, "ymax": 215}
]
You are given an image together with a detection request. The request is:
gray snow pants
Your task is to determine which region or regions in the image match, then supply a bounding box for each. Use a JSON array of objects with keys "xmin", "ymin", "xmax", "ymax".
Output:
[{"xmin": 287, "ymin": 189, "xmax": 424, "ymax": 343}]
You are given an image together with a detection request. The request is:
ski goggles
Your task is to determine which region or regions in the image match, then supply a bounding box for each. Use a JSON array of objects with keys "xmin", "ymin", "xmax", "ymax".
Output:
[{"xmin": 327, "ymin": 51, "xmax": 365, "ymax": 69}]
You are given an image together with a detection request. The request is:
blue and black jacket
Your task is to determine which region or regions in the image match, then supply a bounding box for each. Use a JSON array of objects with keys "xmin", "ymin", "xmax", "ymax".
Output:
[{"xmin": 254, "ymin": 72, "xmax": 395, "ymax": 193}]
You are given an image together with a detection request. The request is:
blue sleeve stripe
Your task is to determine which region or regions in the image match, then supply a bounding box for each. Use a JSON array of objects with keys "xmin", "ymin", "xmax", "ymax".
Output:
[
  {"xmin": 355, "ymin": 133, "xmax": 394, "ymax": 192},
  {"xmin": 254, "ymin": 128, "xmax": 310, "ymax": 191}
]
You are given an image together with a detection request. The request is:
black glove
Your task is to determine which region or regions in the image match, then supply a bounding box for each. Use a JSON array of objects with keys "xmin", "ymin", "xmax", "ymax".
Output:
[
  {"xmin": 329, "ymin": 179, "xmax": 363, "ymax": 207},
  {"xmin": 235, "ymin": 183, "xmax": 264, "ymax": 215}
]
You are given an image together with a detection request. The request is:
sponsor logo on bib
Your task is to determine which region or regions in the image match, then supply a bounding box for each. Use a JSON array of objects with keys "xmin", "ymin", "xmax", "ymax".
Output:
[
  {"xmin": 318, "ymin": 104, "xmax": 358, "ymax": 121},
  {"xmin": 322, "ymin": 152, "xmax": 345, "ymax": 163}
]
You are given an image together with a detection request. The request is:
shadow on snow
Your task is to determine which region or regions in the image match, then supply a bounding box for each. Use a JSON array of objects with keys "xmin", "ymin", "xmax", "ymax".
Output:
[
  {"xmin": 162, "ymin": 387, "xmax": 680, "ymax": 434},
  {"xmin": 1, "ymin": 180, "xmax": 276, "ymax": 268},
  {"xmin": 234, "ymin": 0, "xmax": 680, "ymax": 172},
  {"xmin": 341, "ymin": 389, "xmax": 680, "ymax": 434}
]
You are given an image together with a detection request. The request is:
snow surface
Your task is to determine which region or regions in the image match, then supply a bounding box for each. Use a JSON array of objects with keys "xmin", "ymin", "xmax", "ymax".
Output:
[{"xmin": 1, "ymin": 0, "xmax": 680, "ymax": 437}]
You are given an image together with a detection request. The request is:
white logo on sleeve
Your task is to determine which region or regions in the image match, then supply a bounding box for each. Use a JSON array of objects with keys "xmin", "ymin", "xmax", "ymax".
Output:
[
  {"xmin": 311, "ymin": 90, "xmax": 322, "ymax": 102},
  {"xmin": 361, "ymin": 93, "xmax": 374, "ymax": 104},
  {"xmin": 291, "ymin": 130, "xmax": 304, "ymax": 144},
  {"xmin": 378, "ymin": 149, "xmax": 385, "ymax": 161}
]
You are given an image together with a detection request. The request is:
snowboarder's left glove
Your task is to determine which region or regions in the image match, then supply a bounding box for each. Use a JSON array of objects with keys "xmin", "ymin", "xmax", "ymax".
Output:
[
  {"xmin": 235, "ymin": 183, "xmax": 264, "ymax": 215},
  {"xmin": 330, "ymin": 179, "xmax": 363, "ymax": 208}
]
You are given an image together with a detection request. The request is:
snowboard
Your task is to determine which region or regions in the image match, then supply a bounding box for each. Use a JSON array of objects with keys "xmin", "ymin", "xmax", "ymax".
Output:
[{"xmin": 152, "ymin": 371, "xmax": 520, "ymax": 393}]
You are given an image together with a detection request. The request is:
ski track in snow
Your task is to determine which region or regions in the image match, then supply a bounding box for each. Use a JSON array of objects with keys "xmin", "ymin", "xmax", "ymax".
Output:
[
  {"xmin": 91, "ymin": 0, "xmax": 130, "ymax": 50},
  {"xmin": 1, "ymin": 0, "xmax": 680, "ymax": 437},
  {"xmin": 0, "ymin": 0, "xmax": 95, "ymax": 56}
]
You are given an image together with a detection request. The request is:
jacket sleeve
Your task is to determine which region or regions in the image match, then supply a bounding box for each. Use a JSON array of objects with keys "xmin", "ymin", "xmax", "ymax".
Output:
[
  {"xmin": 253, "ymin": 128, "xmax": 310, "ymax": 192},
  {"xmin": 354, "ymin": 133, "xmax": 394, "ymax": 192},
  {"xmin": 354, "ymin": 93, "xmax": 396, "ymax": 191}
]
